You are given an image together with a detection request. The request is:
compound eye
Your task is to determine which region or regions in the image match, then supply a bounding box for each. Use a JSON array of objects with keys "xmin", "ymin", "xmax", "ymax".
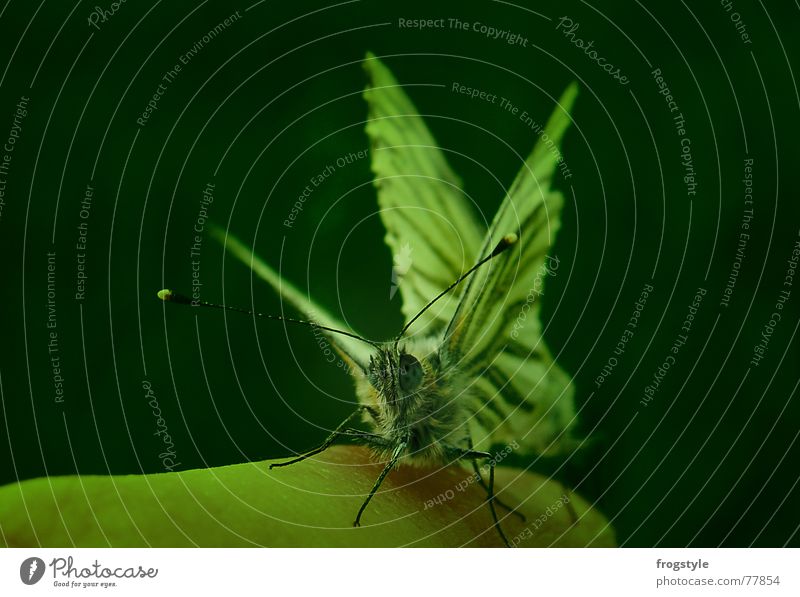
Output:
[{"xmin": 398, "ymin": 353, "xmax": 423, "ymax": 392}]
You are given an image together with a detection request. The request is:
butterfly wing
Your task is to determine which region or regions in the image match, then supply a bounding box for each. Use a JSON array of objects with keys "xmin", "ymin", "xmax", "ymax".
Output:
[
  {"xmin": 363, "ymin": 53, "xmax": 484, "ymax": 335},
  {"xmin": 445, "ymin": 84, "xmax": 579, "ymax": 455},
  {"xmin": 209, "ymin": 225, "xmax": 372, "ymax": 371}
]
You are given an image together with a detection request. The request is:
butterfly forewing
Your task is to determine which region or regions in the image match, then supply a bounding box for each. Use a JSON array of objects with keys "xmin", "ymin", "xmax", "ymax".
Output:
[
  {"xmin": 363, "ymin": 53, "xmax": 484, "ymax": 335},
  {"xmin": 209, "ymin": 224, "xmax": 372, "ymax": 370}
]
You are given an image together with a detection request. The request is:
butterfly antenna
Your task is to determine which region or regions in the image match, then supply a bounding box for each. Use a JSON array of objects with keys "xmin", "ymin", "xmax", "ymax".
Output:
[
  {"xmin": 157, "ymin": 289, "xmax": 382, "ymax": 349},
  {"xmin": 395, "ymin": 233, "xmax": 518, "ymax": 342}
]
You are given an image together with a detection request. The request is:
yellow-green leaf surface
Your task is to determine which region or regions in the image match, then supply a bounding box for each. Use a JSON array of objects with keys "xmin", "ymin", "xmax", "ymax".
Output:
[{"xmin": 0, "ymin": 447, "xmax": 614, "ymax": 547}]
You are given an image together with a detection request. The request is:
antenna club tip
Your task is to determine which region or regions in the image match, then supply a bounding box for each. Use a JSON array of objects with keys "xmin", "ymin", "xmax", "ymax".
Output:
[
  {"xmin": 491, "ymin": 233, "xmax": 518, "ymax": 257},
  {"xmin": 157, "ymin": 289, "xmax": 194, "ymax": 305}
]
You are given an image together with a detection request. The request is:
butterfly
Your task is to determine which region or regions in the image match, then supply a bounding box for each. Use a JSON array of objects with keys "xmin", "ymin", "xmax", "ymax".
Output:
[{"xmin": 160, "ymin": 53, "xmax": 578, "ymax": 546}]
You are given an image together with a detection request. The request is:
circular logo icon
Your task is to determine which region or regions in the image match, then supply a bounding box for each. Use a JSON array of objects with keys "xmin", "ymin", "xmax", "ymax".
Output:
[{"xmin": 19, "ymin": 557, "xmax": 45, "ymax": 585}]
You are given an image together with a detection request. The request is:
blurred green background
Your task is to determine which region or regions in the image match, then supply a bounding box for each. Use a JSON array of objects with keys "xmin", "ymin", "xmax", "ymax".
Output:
[{"xmin": 0, "ymin": 0, "xmax": 798, "ymax": 547}]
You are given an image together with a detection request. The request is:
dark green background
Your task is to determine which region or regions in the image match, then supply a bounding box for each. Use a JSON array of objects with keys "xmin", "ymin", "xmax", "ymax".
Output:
[{"xmin": 0, "ymin": 0, "xmax": 798, "ymax": 547}]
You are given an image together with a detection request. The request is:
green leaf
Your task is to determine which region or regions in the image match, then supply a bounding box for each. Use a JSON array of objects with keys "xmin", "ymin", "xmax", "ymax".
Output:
[{"xmin": 0, "ymin": 447, "xmax": 614, "ymax": 547}]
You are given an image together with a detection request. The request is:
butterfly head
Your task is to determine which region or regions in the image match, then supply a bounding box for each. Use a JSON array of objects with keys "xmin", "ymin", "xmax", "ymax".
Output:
[{"xmin": 366, "ymin": 345, "xmax": 427, "ymax": 410}]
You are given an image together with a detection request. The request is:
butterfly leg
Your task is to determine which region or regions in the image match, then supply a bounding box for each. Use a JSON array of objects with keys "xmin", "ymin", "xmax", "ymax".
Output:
[
  {"xmin": 353, "ymin": 440, "xmax": 407, "ymax": 527},
  {"xmin": 468, "ymin": 459, "xmax": 526, "ymax": 522},
  {"xmin": 341, "ymin": 428, "xmax": 388, "ymax": 444},
  {"xmin": 465, "ymin": 438, "xmax": 525, "ymax": 522},
  {"xmin": 270, "ymin": 407, "xmax": 365, "ymax": 469},
  {"xmin": 451, "ymin": 448, "xmax": 511, "ymax": 548}
]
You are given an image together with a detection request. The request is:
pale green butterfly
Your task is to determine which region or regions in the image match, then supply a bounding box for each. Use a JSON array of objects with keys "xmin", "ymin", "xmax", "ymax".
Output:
[{"xmin": 160, "ymin": 53, "xmax": 578, "ymax": 546}]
